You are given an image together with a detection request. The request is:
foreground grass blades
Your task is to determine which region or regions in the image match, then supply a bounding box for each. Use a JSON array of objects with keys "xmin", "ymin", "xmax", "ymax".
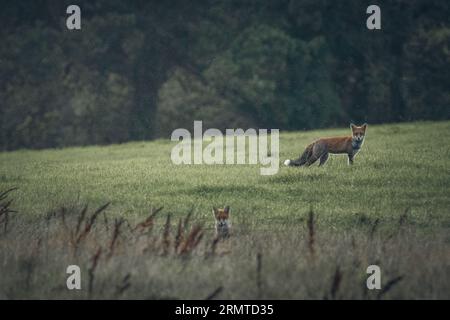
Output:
[{"xmin": 0, "ymin": 198, "xmax": 448, "ymax": 299}]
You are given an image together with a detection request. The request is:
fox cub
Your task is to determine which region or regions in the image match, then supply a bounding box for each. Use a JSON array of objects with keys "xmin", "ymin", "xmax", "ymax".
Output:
[
  {"xmin": 284, "ymin": 123, "xmax": 367, "ymax": 167},
  {"xmin": 213, "ymin": 206, "xmax": 231, "ymax": 239}
]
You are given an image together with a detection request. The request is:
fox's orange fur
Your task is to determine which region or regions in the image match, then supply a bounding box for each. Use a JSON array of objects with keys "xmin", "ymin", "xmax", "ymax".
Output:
[
  {"xmin": 284, "ymin": 123, "xmax": 367, "ymax": 167},
  {"xmin": 212, "ymin": 206, "xmax": 231, "ymax": 239}
]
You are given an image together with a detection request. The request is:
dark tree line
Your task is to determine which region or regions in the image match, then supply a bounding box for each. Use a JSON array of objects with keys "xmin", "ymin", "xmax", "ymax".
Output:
[{"xmin": 0, "ymin": 0, "xmax": 449, "ymax": 150}]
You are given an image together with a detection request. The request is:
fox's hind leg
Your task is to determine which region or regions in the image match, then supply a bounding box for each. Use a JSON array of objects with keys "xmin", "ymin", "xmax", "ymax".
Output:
[
  {"xmin": 305, "ymin": 143, "xmax": 326, "ymax": 166},
  {"xmin": 305, "ymin": 156, "xmax": 319, "ymax": 166},
  {"xmin": 319, "ymin": 152, "xmax": 329, "ymax": 166}
]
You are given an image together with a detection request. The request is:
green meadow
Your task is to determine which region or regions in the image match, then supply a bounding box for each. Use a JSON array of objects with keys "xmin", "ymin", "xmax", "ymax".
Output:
[
  {"xmin": 1, "ymin": 121, "xmax": 449, "ymax": 231},
  {"xmin": 0, "ymin": 121, "xmax": 449, "ymax": 299}
]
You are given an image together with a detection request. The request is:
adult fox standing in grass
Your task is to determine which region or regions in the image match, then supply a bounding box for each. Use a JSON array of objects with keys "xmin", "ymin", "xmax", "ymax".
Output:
[{"xmin": 284, "ymin": 123, "xmax": 367, "ymax": 167}]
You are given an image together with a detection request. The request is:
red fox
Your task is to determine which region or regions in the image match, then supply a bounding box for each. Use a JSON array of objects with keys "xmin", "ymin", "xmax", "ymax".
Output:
[
  {"xmin": 284, "ymin": 123, "xmax": 367, "ymax": 167},
  {"xmin": 213, "ymin": 206, "xmax": 231, "ymax": 239}
]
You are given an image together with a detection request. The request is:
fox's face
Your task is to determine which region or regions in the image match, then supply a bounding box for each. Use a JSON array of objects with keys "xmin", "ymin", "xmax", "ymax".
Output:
[
  {"xmin": 213, "ymin": 206, "xmax": 231, "ymax": 238},
  {"xmin": 351, "ymin": 123, "xmax": 367, "ymax": 142}
]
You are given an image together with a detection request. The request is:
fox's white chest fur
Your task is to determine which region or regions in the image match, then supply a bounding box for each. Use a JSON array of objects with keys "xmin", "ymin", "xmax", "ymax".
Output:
[{"xmin": 215, "ymin": 220, "xmax": 231, "ymax": 238}]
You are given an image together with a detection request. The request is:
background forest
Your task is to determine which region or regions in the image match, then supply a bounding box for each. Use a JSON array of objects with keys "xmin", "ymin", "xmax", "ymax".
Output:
[{"xmin": 0, "ymin": 0, "xmax": 449, "ymax": 150}]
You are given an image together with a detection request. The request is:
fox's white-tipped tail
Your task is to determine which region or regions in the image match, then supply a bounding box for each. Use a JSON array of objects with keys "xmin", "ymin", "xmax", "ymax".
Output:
[{"xmin": 284, "ymin": 159, "xmax": 291, "ymax": 166}]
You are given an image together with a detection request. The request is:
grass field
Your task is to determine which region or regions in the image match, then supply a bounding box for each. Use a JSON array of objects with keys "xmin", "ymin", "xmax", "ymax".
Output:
[{"xmin": 0, "ymin": 121, "xmax": 449, "ymax": 299}]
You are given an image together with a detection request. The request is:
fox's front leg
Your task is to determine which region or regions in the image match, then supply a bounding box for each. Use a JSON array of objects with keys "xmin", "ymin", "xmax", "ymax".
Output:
[{"xmin": 348, "ymin": 153, "xmax": 354, "ymax": 165}]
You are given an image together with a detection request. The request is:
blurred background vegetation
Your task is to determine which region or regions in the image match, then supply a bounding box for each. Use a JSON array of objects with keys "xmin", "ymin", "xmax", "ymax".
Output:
[{"xmin": 0, "ymin": 0, "xmax": 449, "ymax": 150}]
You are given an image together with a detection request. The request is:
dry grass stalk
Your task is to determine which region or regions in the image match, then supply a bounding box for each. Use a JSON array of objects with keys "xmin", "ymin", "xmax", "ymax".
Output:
[
  {"xmin": 115, "ymin": 273, "xmax": 131, "ymax": 297},
  {"xmin": 377, "ymin": 275, "xmax": 404, "ymax": 299},
  {"xmin": 161, "ymin": 213, "xmax": 171, "ymax": 255},
  {"xmin": 0, "ymin": 188, "xmax": 18, "ymax": 233},
  {"xmin": 178, "ymin": 224, "xmax": 203, "ymax": 255},
  {"xmin": 183, "ymin": 208, "xmax": 193, "ymax": 230},
  {"xmin": 102, "ymin": 211, "xmax": 109, "ymax": 232},
  {"xmin": 74, "ymin": 202, "xmax": 110, "ymax": 247},
  {"xmin": 307, "ymin": 208, "xmax": 315, "ymax": 257},
  {"xmin": 88, "ymin": 246, "xmax": 103, "ymax": 298},
  {"xmin": 0, "ymin": 188, "xmax": 18, "ymax": 201},
  {"xmin": 75, "ymin": 204, "xmax": 88, "ymax": 236},
  {"xmin": 330, "ymin": 266, "xmax": 342, "ymax": 299},
  {"xmin": 174, "ymin": 218, "xmax": 184, "ymax": 252},
  {"xmin": 108, "ymin": 218, "xmax": 125, "ymax": 258},
  {"xmin": 205, "ymin": 286, "xmax": 223, "ymax": 300},
  {"xmin": 133, "ymin": 206, "xmax": 163, "ymax": 233}
]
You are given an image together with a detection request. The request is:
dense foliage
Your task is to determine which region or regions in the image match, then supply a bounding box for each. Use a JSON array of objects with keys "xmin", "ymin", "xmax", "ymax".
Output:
[{"xmin": 1, "ymin": 0, "xmax": 449, "ymax": 150}]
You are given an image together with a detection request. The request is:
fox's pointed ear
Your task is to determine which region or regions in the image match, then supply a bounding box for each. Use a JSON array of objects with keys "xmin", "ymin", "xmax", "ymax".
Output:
[
  {"xmin": 350, "ymin": 123, "xmax": 356, "ymax": 130},
  {"xmin": 224, "ymin": 206, "xmax": 230, "ymax": 214},
  {"xmin": 362, "ymin": 123, "xmax": 368, "ymax": 130}
]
